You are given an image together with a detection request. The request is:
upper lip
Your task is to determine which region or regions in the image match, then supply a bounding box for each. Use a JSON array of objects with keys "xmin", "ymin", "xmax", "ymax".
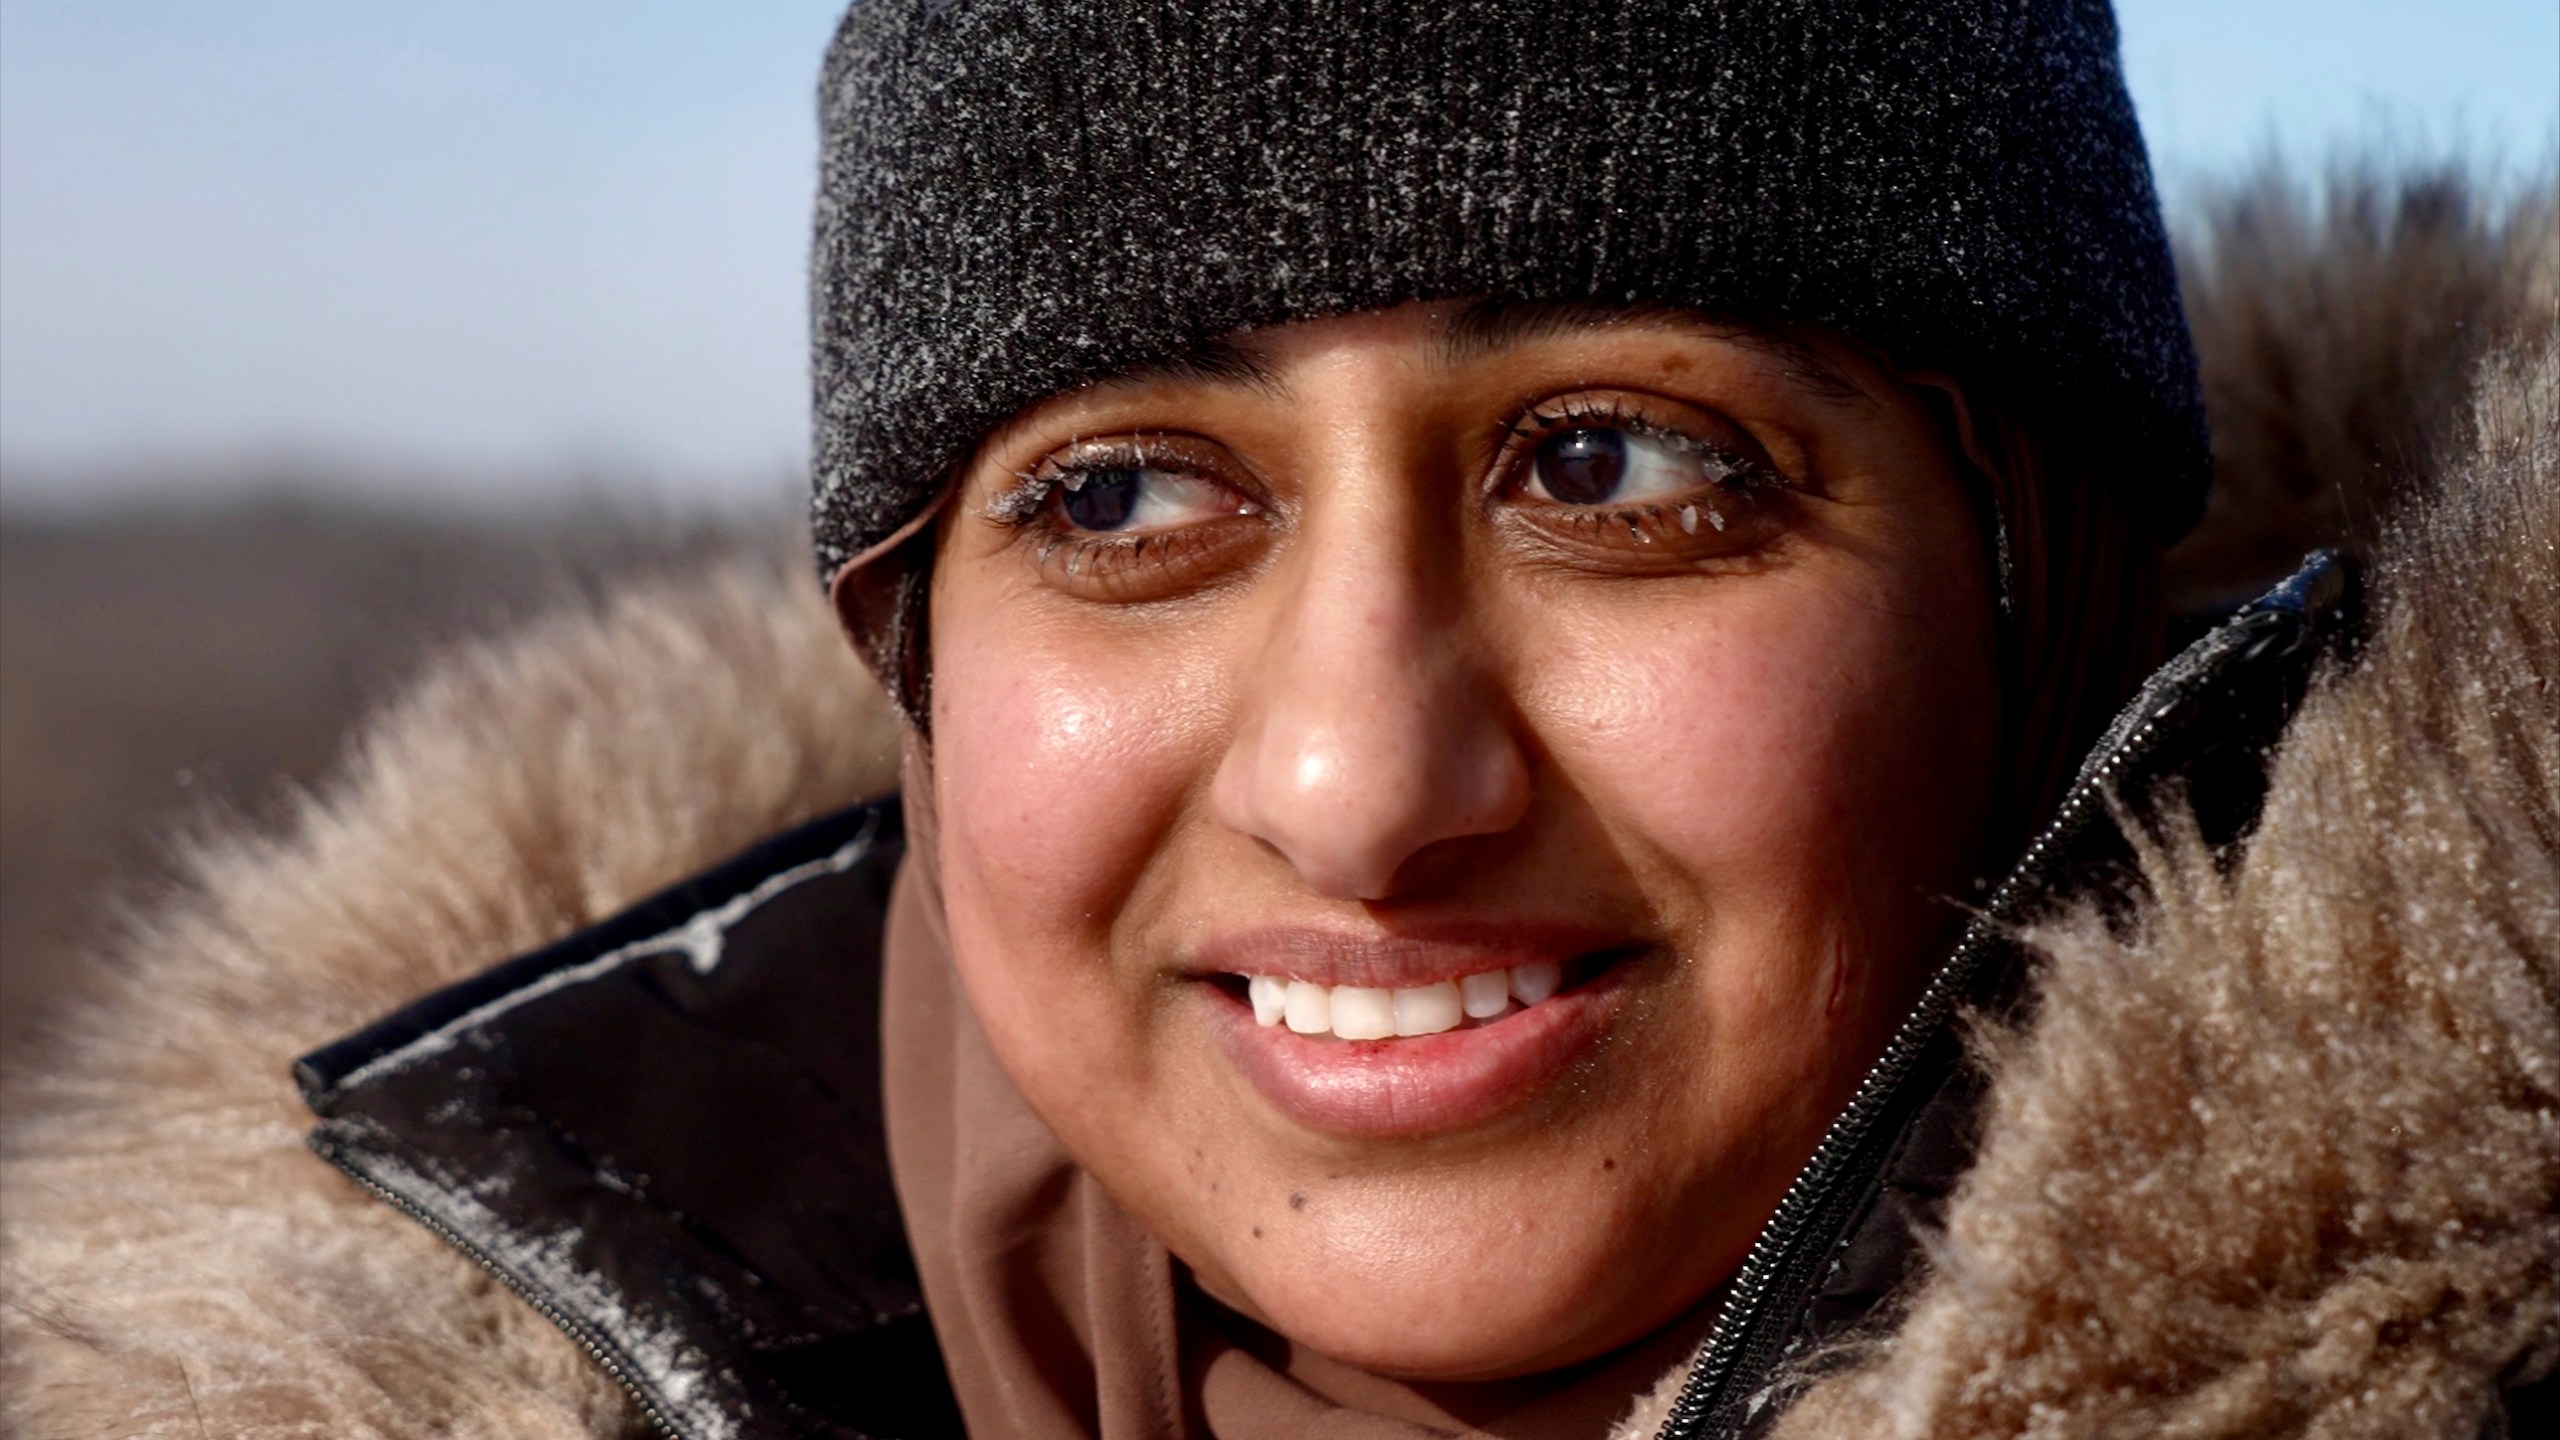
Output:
[{"xmin": 1185, "ymin": 921, "xmax": 1630, "ymax": 990}]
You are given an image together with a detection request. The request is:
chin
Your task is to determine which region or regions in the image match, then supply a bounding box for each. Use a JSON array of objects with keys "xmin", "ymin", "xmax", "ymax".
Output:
[
  {"xmin": 1255, "ymin": 1276, "xmax": 1693, "ymax": 1381},
  {"xmin": 1239, "ymin": 1283, "xmax": 1564, "ymax": 1379},
  {"xmin": 1180, "ymin": 1175, "xmax": 1723, "ymax": 1382}
]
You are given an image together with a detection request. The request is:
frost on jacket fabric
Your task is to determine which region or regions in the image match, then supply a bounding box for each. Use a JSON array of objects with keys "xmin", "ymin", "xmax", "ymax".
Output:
[{"xmin": 5, "ymin": 194, "xmax": 2556, "ymax": 1437}]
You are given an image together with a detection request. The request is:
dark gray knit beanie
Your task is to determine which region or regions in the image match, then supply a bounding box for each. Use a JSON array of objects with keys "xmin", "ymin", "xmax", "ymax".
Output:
[{"xmin": 811, "ymin": 0, "xmax": 2205, "ymax": 577}]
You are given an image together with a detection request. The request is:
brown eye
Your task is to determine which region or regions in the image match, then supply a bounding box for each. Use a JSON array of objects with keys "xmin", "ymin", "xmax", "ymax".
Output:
[
  {"xmin": 1534, "ymin": 429, "xmax": 1627, "ymax": 504},
  {"xmin": 1524, "ymin": 422, "xmax": 1733, "ymax": 506},
  {"xmin": 1048, "ymin": 466, "xmax": 1248, "ymax": 534},
  {"xmin": 1060, "ymin": 470, "xmax": 1143, "ymax": 530}
]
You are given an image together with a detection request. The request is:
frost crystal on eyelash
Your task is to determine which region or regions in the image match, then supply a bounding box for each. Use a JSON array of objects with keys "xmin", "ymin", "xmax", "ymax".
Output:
[
  {"xmin": 985, "ymin": 474, "xmax": 1056, "ymax": 525},
  {"xmin": 1675, "ymin": 502, "xmax": 1729, "ymax": 535}
]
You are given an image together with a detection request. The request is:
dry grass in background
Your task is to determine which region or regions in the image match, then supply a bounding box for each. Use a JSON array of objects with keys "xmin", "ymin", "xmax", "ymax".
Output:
[
  {"xmin": 2170, "ymin": 156, "xmax": 2557, "ymax": 610},
  {"xmin": 0, "ymin": 497, "xmax": 791, "ymax": 1056}
]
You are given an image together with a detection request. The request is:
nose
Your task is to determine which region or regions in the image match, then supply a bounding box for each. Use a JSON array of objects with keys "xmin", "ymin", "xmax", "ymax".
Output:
[{"xmin": 1210, "ymin": 532, "xmax": 1533, "ymax": 900}]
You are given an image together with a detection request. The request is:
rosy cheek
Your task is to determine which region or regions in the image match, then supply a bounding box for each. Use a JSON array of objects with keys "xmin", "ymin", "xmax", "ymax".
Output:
[
  {"xmin": 1525, "ymin": 578, "xmax": 1982, "ymax": 1051},
  {"xmin": 929, "ymin": 641, "xmax": 1200, "ymax": 1067},
  {"xmin": 1533, "ymin": 596, "xmax": 1878, "ymax": 874}
]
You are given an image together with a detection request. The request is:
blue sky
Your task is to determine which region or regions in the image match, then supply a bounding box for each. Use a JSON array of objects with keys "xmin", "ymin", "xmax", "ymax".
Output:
[{"xmin": 2, "ymin": 1, "xmax": 2552, "ymax": 506}]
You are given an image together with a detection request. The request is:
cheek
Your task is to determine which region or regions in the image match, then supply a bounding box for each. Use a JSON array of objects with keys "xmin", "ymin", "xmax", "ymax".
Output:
[
  {"xmin": 1521, "ymin": 567, "xmax": 1998, "ymax": 1038},
  {"xmin": 936, "ymin": 658, "xmax": 1162, "ymax": 918},
  {"xmin": 926, "ymin": 621, "xmax": 1214, "ymax": 1107},
  {"xmin": 1538, "ymin": 582, "xmax": 1982, "ymax": 869}
]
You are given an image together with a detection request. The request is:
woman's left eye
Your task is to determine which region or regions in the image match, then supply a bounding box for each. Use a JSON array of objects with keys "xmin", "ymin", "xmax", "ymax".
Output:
[
  {"xmin": 1526, "ymin": 426, "xmax": 1718, "ymax": 506},
  {"xmin": 1052, "ymin": 467, "xmax": 1243, "ymax": 533}
]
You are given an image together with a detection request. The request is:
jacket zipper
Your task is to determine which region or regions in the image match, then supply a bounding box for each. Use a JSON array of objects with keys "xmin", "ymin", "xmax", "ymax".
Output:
[
  {"xmin": 1650, "ymin": 610, "xmax": 2288, "ymax": 1438},
  {"xmin": 318, "ymin": 1149, "xmax": 696, "ymax": 1440}
]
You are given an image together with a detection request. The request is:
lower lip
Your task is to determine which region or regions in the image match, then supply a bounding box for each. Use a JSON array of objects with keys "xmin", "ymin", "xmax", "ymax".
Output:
[{"xmin": 1204, "ymin": 965, "xmax": 1632, "ymax": 1139}]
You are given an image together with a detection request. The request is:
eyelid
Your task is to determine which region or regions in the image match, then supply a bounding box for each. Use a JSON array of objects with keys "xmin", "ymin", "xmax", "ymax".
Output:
[
  {"xmin": 984, "ymin": 468, "xmax": 1059, "ymax": 526},
  {"xmin": 984, "ymin": 432, "xmax": 1265, "ymax": 540},
  {"xmin": 987, "ymin": 434, "xmax": 1200, "ymax": 522},
  {"xmin": 1494, "ymin": 392, "xmax": 1782, "ymax": 500}
]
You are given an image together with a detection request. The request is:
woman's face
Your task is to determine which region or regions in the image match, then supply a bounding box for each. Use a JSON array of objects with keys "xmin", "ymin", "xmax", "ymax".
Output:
[{"xmin": 911, "ymin": 300, "xmax": 1999, "ymax": 1379}]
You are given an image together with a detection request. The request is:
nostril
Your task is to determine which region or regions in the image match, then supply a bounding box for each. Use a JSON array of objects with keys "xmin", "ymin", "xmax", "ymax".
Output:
[
  {"xmin": 1253, "ymin": 834, "xmax": 1402, "ymax": 904},
  {"xmin": 1211, "ymin": 600, "xmax": 1532, "ymax": 899},
  {"xmin": 1212, "ymin": 694, "xmax": 1535, "ymax": 899}
]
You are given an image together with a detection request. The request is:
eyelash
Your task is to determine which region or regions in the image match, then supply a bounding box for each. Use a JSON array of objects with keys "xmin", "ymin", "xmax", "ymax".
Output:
[
  {"xmin": 1491, "ymin": 395, "xmax": 1785, "ymax": 549},
  {"xmin": 1506, "ymin": 396, "xmax": 1778, "ymax": 493},
  {"xmin": 988, "ymin": 440, "xmax": 1258, "ymax": 584}
]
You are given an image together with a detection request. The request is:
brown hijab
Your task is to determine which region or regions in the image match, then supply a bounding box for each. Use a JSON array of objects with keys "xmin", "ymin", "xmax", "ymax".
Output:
[{"xmin": 863, "ymin": 385, "xmax": 2162, "ymax": 1440}]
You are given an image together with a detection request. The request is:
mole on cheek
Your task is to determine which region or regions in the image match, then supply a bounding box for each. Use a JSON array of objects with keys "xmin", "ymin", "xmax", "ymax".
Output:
[{"xmin": 1288, "ymin": 1191, "xmax": 1307, "ymax": 1210}]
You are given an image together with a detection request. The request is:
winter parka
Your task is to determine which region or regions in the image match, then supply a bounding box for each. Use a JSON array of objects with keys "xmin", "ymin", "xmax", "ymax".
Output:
[{"xmin": 5, "ymin": 191, "xmax": 2554, "ymax": 1440}]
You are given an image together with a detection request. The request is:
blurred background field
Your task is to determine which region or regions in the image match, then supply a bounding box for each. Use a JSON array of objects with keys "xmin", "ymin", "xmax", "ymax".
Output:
[
  {"xmin": 0, "ymin": 488, "xmax": 791, "ymax": 1053},
  {"xmin": 1, "ymin": 1, "xmax": 2553, "ymax": 1054}
]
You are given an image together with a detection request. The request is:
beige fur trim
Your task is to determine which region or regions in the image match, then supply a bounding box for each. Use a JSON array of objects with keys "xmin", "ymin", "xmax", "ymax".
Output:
[
  {"xmin": 2, "ymin": 556, "xmax": 896, "ymax": 1438},
  {"xmin": 1744, "ymin": 342, "xmax": 2560, "ymax": 1439}
]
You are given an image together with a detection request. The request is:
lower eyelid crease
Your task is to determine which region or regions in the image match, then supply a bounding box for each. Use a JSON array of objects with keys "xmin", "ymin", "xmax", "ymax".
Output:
[{"xmin": 1537, "ymin": 497, "xmax": 1745, "ymax": 549}]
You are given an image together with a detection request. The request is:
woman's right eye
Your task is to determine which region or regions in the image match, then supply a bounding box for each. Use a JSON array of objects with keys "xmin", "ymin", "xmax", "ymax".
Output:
[
  {"xmin": 1059, "ymin": 469, "xmax": 1145, "ymax": 530},
  {"xmin": 990, "ymin": 441, "xmax": 1272, "ymax": 598},
  {"xmin": 1050, "ymin": 466, "xmax": 1247, "ymax": 534},
  {"xmin": 982, "ymin": 433, "xmax": 1273, "ymax": 598}
]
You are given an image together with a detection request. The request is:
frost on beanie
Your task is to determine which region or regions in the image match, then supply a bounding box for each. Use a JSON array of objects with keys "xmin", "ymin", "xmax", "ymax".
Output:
[{"xmin": 810, "ymin": 0, "xmax": 2205, "ymax": 577}]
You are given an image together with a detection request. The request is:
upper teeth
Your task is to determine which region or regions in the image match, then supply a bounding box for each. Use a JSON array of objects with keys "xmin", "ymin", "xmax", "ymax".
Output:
[{"xmin": 1246, "ymin": 962, "xmax": 1564, "ymax": 1039}]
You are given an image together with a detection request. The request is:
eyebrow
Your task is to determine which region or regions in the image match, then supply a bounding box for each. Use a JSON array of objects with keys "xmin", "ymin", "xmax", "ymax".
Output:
[
  {"xmin": 1110, "ymin": 335, "xmax": 1291, "ymax": 395},
  {"xmin": 1103, "ymin": 297, "xmax": 1867, "ymax": 401},
  {"xmin": 1440, "ymin": 297, "xmax": 1867, "ymax": 401},
  {"xmin": 1436, "ymin": 297, "xmax": 1687, "ymax": 366}
]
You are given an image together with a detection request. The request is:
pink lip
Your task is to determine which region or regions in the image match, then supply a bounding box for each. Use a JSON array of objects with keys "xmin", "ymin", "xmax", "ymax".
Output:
[
  {"xmin": 1188, "ymin": 921, "xmax": 1625, "ymax": 989},
  {"xmin": 1202, "ymin": 956, "xmax": 1638, "ymax": 1139}
]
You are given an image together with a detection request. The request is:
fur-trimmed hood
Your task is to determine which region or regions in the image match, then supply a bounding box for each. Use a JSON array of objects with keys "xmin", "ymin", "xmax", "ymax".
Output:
[{"xmin": 6, "ymin": 177, "xmax": 2554, "ymax": 1437}]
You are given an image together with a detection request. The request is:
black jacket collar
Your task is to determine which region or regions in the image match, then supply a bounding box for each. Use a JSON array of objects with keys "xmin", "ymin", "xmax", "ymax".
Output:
[{"xmin": 296, "ymin": 805, "xmax": 959, "ymax": 1440}]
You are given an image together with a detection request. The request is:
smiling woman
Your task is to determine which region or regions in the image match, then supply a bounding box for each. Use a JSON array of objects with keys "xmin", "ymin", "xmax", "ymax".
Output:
[
  {"xmin": 792, "ymin": 0, "xmax": 2201, "ymax": 1424},
  {"xmin": 905, "ymin": 299, "xmax": 2007, "ymax": 1387}
]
